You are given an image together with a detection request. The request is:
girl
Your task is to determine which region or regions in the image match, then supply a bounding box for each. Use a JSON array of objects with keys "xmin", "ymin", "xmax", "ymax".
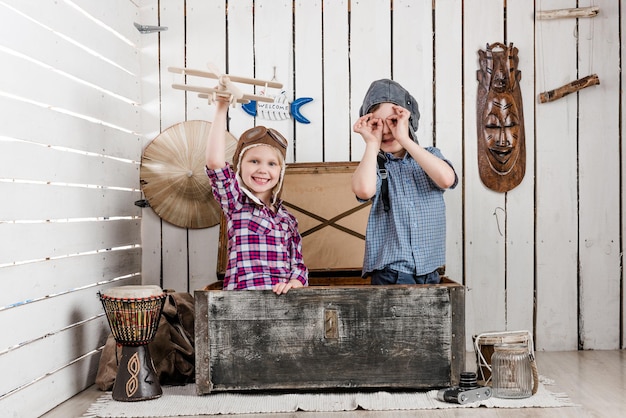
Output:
[{"xmin": 205, "ymin": 96, "xmax": 308, "ymax": 294}]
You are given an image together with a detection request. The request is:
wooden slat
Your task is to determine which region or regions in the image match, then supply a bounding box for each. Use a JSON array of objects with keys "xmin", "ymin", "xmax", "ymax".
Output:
[
  {"xmin": 0, "ymin": 97, "xmax": 140, "ymax": 160},
  {"xmin": 462, "ymin": 1, "xmax": 507, "ymax": 344},
  {"xmin": 321, "ymin": 0, "xmax": 351, "ymax": 162},
  {"xmin": 1, "ymin": 183, "xmax": 140, "ymax": 221},
  {"xmin": 2, "ymin": 140, "xmax": 139, "ymax": 189},
  {"xmin": 253, "ymin": 0, "xmax": 294, "ymax": 161},
  {"xmin": 0, "ymin": 2, "xmax": 138, "ymax": 103},
  {"xmin": 434, "ymin": 0, "xmax": 464, "ymax": 301},
  {"xmin": 184, "ymin": 0, "xmax": 227, "ymax": 293},
  {"xmin": 72, "ymin": 0, "xmax": 140, "ymax": 43},
  {"xmin": 158, "ymin": 1, "xmax": 190, "ymax": 292},
  {"xmin": 0, "ymin": 246, "xmax": 141, "ymax": 308},
  {"xmin": 349, "ymin": 0, "xmax": 391, "ymax": 161},
  {"xmin": 138, "ymin": 2, "xmax": 162, "ymax": 289},
  {"xmin": 2, "ymin": 350, "xmax": 102, "ymax": 417},
  {"xmin": 534, "ymin": 0, "xmax": 579, "ymax": 351},
  {"xmin": 504, "ymin": 0, "xmax": 536, "ymax": 334},
  {"xmin": 225, "ymin": 0, "xmax": 255, "ymax": 137},
  {"xmin": 0, "ymin": 315, "xmax": 109, "ymax": 396},
  {"xmin": 0, "ymin": 278, "xmax": 140, "ymax": 358},
  {"xmin": 3, "ymin": 0, "xmax": 139, "ymax": 77},
  {"xmin": 0, "ymin": 51, "xmax": 138, "ymax": 133},
  {"xmin": 392, "ymin": 0, "xmax": 433, "ymax": 147},
  {"xmin": 577, "ymin": 0, "xmax": 620, "ymax": 349},
  {"xmin": 294, "ymin": 0, "xmax": 324, "ymax": 162},
  {"xmin": 622, "ymin": 0, "xmax": 626, "ymax": 349}
]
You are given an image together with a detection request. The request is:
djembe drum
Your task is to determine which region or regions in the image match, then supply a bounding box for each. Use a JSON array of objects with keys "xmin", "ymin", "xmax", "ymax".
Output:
[{"xmin": 99, "ymin": 285, "xmax": 166, "ymax": 401}]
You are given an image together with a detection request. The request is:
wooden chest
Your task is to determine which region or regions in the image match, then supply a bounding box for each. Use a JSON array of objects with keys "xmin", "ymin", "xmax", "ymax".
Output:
[{"xmin": 195, "ymin": 162, "xmax": 465, "ymax": 394}]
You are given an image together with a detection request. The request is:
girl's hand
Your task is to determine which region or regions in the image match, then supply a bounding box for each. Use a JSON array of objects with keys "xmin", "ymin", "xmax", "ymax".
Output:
[{"xmin": 272, "ymin": 279, "xmax": 304, "ymax": 295}]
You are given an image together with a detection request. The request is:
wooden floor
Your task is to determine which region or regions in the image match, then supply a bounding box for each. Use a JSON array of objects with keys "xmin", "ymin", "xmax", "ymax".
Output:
[{"xmin": 43, "ymin": 350, "xmax": 625, "ymax": 418}]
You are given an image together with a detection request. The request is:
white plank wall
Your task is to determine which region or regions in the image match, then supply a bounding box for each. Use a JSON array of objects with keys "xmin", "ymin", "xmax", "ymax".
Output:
[
  {"xmin": 1, "ymin": 1, "xmax": 626, "ymax": 416},
  {"xmin": 0, "ymin": 0, "xmax": 143, "ymax": 416}
]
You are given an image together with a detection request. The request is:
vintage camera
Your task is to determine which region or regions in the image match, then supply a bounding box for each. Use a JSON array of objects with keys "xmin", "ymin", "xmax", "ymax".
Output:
[{"xmin": 436, "ymin": 371, "xmax": 492, "ymax": 404}]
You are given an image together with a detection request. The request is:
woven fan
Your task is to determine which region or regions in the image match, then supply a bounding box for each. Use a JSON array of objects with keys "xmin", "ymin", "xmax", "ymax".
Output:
[{"xmin": 140, "ymin": 120, "xmax": 237, "ymax": 229}]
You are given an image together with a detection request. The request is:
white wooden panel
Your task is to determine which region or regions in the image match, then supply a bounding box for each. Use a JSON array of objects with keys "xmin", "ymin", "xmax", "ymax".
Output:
[
  {"xmin": 577, "ymin": 0, "xmax": 620, "ymax": 350},
  {"xmin": 3, "ymin": 0, "xmax": 139, "ymax": 77},
  {"xmin": 622, "ymin": 0, "xmax": 626, "ymax": 350},
  {"xmin": 0, "ymin": 2, "xmax": 139, "ymax": 103},
  {"xmin": 0, "ymin": 316, "xmax": 108, "ymax": 396},
  {"xmin": 0, "ymin": 51, "xmax": 138, "ymax": 133},
  {"xmin": 1, "ymin": 350, "xmax": 101, "ymax": 417},
  {"xmin": 0, "ymin": 97, "xmax": 141, "ymax": 160},
  {"xmin": 349, "ymin": 0, "xmax": 391, "ymax": 161},
  {"xmin": 185, "ymin": 0, "xmax": 224, "ymax": 123},
  {"xmin": 294, "ymin": 0, "xmax": 324, "ymax": 162},
  {"xmin": 534, "ymin": 0, "xmax": 580, "ymax": 351},
  {"xmin": 463, "ymin": 1, "xmax": 507, "ymax": 343},
  {"xmin": 2, "ymin": 140, "xmax": 139, "ymax": 189},
  {"xmin": 140, "ymin": 210, "xmax": 163, "ymax": 288},
  {"xmin": 0, "ymin": 220, "xmax": 140, "ymax": 267},
  {"xmin": 254, "ymin": 0, "xmax": 294, "ymax": 162},
  {"xmin": 226, "ymin": 0, "xmax": 255, "ymax": 137},
  {"xmin": 434, "ymin": 1, "xmax": 464, "ymax": 289},
  {"xmin": 184, "ymin": 0, "xmax": 226, "ymax": 293},
  {"xmin": 0, "ymin": 183, "xmax": 141, "ymax": 220},
  {"xmin": 0, "ymin": 279, "xmax": 138, "ymax": 355},
  {"xmin": 322, "ymin": 0, "xmax": 350, "ymax": 162},
  {"xmin": 139, "ymin": 2, "xmax": 163, "ymax": 288},
  {"xmin": 0, "ymin": 1, "xmax": 143, "ymax": 415},
  {"xmin": 189, "ymin": 227, "xmax": 221, "ymax": 291},
  {"xmin": 504, "ymin": 0, "xmax": 536, "ymax": 333},
  {"xmin": 0, "ymin": 247, "xmax": 141, "ymax": 309},
  {"xmin": 158, "ymin": 0, "xmax": 190, "ymax": 292},
  {"xmin": 392, "ymin": 0, "xmax": 433, "ymax": 147},
  {"xmin": 72, "ymin": 0, "xmax": 140, "ymax": 44}
]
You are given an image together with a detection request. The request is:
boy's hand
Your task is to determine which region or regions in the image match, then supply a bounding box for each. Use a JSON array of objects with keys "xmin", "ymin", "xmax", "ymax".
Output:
[
  {"xmin": 386, "ymin": 105, "xmax": 412, "ymax": 145},
  {"xmin": 353, "ymin": 113, "xmax": 383, "ymax": 146},
  {"xmin": 272, "ymin": 279, "xmax": 304, "ymax": 295}
]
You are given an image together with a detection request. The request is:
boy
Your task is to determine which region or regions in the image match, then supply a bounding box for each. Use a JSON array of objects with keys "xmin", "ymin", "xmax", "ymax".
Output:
[{"xmin": 352, "ymin": 79, "xmax": 457, "ymax": 285}]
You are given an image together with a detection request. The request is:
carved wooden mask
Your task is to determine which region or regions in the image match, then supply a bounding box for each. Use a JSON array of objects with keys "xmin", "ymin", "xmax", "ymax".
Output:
[{"xmin": 476, "ymin": 42, "xmax": 525, "ymax": 192}]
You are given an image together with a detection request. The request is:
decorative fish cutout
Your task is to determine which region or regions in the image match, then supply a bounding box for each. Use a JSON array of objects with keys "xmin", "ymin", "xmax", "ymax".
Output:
[{"xmin": 242, "ymin": 91, "xmax": 313, "ymax": 124}]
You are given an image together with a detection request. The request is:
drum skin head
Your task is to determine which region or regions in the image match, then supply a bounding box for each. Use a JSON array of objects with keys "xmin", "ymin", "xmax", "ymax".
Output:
[{"xmin": 102, "ymin": 285, "xmax": 164, "ymax": 299}]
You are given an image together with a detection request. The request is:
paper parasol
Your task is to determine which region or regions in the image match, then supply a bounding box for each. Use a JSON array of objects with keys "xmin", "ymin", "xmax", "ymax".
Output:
[{"xmin": 140, "ymin": 120, "xmax": 237, "ymax": 229}]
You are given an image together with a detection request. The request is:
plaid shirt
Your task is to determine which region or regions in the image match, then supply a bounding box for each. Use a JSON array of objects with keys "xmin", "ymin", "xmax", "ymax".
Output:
[
  {"xmin": 360, "ymin": 147, "xmax": 457, "ymax": 277},
  {"xmin": 206, "ymin": 164, "xmax": 308, "ymax": 290}
]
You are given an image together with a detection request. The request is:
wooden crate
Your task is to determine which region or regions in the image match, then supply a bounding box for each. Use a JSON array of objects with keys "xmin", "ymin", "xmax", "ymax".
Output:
[
  {"xmin": 195, "ymin": 281, "xmax": 464, "ymax": 393},
  {"xmin": 196, "ymin": 162, "xmax": 465, "ymax": 393}
]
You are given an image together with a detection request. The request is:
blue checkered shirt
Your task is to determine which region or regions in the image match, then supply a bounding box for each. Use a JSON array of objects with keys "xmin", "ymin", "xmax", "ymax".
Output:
[{"xmin": 360, "ymin": 147, "xmax": 457, "ymax": 277}]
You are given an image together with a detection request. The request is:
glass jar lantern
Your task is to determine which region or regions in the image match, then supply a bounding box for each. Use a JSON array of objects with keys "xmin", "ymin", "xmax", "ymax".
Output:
[{"xmin": 491, "ymin": 343, "xmax": 533, "ymax": 399}]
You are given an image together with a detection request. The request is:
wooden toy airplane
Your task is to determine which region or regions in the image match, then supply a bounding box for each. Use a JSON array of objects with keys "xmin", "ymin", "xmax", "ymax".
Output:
[{"xmin": 168, "ymin": 64, "xmax": 282, "ymax": 105}]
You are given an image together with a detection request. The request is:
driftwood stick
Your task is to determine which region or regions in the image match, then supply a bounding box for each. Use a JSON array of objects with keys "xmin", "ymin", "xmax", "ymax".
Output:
[
  {"xmin": 538, "ymin": 74, "xmax": 600, "ymax": 104},
  {"xmin": 536, "ymin": 6, "xmax": 599, "ymax": 20}
]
